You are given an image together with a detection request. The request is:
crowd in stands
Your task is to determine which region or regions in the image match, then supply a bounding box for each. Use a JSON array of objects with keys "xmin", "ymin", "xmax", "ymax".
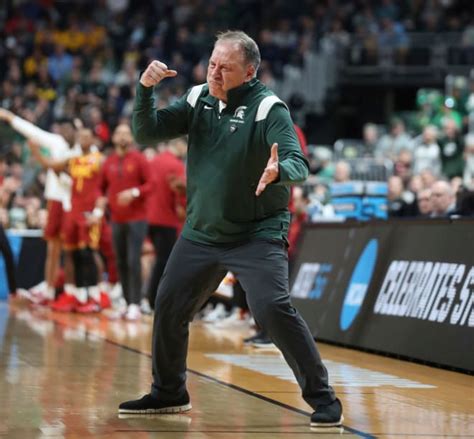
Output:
[
  {"xmin": 305, "ymin": 82, "xmax": 474, "ymax": 221},
  {"xmin": 1, "ymin": 0, "xmax": 474, "ymax": 233}
]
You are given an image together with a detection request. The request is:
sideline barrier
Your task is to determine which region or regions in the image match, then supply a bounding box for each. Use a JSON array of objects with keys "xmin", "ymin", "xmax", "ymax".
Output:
[
  {"xmin": 290, "ymin": 219, "xmax": 474, "ymax": 372},
  {"xmin": 0, "ymin": 230, "xmax": 46, "ymax": 299}
]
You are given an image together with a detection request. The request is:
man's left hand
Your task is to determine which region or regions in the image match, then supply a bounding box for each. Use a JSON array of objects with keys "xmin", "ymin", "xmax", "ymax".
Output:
[
  {"xmin": 117, "ymin": 189, "xmax": 135, "ymax": 206},
  {"xmin": 256, "ymin": 143, "xmax": 279, "ymax": 196}
]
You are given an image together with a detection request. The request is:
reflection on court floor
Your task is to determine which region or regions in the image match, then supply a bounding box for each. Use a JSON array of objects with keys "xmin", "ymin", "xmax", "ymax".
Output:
[
  {"xmin": 1, "ymin": 300, "xmax": 473, "ymax": 438},
  {"xmin": 206, "ymin": 354, "xmax": 436, "ymax": 388}
]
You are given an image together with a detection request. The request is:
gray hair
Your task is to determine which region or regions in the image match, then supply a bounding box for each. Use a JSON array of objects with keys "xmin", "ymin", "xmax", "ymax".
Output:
[{"xmin": 216, "ymin": 30, "xmax": 261, "ymax": 73}]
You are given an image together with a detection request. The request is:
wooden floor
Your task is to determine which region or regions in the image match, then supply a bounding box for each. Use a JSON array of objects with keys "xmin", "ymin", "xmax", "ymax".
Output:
[{"xmin": 0, "ymin": 299, "xmax": 473, "ymax": 438}]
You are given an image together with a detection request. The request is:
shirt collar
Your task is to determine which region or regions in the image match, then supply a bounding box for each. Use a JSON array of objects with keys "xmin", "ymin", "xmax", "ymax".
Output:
[
  {"xmin": 218, "ymin": 100, "xmax": 227, "ymax": 114},
  {"xmin": 226, "ymin": 78, "xmax": 260, "ymax": 108},
  {"xmin": 200, "ymin": 78, "xmax": 261, "ymax": 111}
]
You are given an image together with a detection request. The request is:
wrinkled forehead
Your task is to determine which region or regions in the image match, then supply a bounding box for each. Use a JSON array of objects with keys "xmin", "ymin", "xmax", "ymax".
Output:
[{"xmin": 210, "ymin": 41, "xmax": 245, "ymax": 64}]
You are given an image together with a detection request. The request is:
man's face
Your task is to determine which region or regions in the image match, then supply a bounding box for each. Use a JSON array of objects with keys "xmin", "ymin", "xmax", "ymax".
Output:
[
  {"xmin": 431, "ymin": 183, "xmax": 453, "ymax": 214},
  {"xmin": 417, "ymin": 190, "xmax": 432, "ymax": 215},
  {"xmin": 113, "ymin": 124, "xmax": 133, "ymax": 148},
  {"xmin": 388, "ymin": 176, "xmax": 403, "ymax": 200},
  {"xmin": 207, "ymin": 41, "xmax": 255, "ymax": 102},
  {"xmin": 77, "ymin": 128, "xmax": 94, "ymax": 152}
]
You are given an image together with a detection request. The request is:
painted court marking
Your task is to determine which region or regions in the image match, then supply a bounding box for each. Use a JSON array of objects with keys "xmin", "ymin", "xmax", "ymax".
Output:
[{"xmin": 206, "ymin": 354, "xmax": 436, "ymax": 389}]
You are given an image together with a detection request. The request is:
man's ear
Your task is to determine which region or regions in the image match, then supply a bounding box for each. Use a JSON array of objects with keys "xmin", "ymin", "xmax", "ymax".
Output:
[{"xmin": 246, "ymin": 65, "xmax": 256, "ymax": 81}]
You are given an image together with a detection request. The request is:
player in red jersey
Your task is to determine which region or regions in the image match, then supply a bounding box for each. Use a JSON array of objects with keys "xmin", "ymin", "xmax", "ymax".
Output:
[{"xmin": 29, "ymin": 127, "xmax": 108, "ymax": 312}]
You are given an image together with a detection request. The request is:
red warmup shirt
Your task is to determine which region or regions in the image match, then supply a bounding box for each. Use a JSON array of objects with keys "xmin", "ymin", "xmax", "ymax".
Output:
[
  {"xmin": 147, "ymin": 150, "xmax": 186, "ymax": 228},
  {"xmin": 100, "ymin": 148, "xmax": 151, "ymax": 223},
  {"xmin": 288, "ymin": 211, "xmax": 308, "ymax": 259},
  {"xmin": 293, "ymin": 123, "xmax": 308, "ymax": 157}
]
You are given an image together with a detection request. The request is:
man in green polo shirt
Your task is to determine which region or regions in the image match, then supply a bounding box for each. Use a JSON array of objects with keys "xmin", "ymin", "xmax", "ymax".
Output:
[{"xmin": 119, "ymin": 30, "xmax": 343, "ymax": 428}]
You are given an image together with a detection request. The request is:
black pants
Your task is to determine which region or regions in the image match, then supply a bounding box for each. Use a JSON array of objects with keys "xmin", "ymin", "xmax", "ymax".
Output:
[
  {"xmin": 0, "ymin": 226, "xmax": 16, "ymax": 294},
  {"xmin": 151, "ymin": 236, "xmax": 335, "ymax": 408},
  {"xmin": 147, "ymin": 225, "xmax": 177, "ymax": 308},
  {"xmin": 111, "ymin": 221, "xmax": 147, "ymax": 305}
]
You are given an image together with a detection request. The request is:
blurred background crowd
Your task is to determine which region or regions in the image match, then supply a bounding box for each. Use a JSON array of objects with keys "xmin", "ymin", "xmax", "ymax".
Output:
[{"xmin": 1, "ymin": 0, "xmax": 474, "ymax": 232}]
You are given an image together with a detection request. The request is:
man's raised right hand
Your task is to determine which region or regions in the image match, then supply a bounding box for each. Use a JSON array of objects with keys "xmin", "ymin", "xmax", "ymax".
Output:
[{"xmin": 140, "ymin": 61, "xmax": 177, "ymax": 88}]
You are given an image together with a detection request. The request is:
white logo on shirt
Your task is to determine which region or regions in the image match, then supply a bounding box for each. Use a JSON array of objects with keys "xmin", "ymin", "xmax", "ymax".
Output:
[
  {"xmin": 229, "ymin": 106, "xmax": 247, "ymax": 124},
  {"xmin": 233, "ymin": 106, "xmax": 247, "ymax": 119}
]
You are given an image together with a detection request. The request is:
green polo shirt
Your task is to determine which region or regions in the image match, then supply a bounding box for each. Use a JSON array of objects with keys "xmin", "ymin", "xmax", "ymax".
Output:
[{"xmin": 133, "ymin": 78, "xmax": 309, "ymax": 244}]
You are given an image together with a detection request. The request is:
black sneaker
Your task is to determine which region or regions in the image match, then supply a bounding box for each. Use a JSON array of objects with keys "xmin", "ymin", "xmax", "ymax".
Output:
[
  {"xmin": 310, "ymin": 398, "xmax": 344, "ymax": 427},
  {"xmin": 118, "ymin": 392, "xmax": 192, "ymax": 414}
]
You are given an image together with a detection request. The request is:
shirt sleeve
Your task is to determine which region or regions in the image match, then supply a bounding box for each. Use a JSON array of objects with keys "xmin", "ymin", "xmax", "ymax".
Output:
[
  {"xmin": 264, "ymin": 104, "xmax": 309, "ymax": 185},
  {"xmin": 132, "ymin": 83, "xmax": 190, "ymax": 146},
  {"xmin": 11, "ymin": 116, "xmax": 66, "ymax": 152}
]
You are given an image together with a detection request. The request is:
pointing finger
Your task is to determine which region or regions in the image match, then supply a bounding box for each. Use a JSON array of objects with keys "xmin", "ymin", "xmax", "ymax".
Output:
[
  {"xmin": 255, "ymin": 181, "xmax": 266, "ymax": 196},
  {"xmin": 270, "ymin": 143, "xmax": 278, "ymax": 161}
]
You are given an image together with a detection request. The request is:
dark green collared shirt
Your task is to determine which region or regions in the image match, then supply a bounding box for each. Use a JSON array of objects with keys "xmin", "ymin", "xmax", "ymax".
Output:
[{"xmin": 133, "ymin": 78, "xmax": 309, "ymax": 244}]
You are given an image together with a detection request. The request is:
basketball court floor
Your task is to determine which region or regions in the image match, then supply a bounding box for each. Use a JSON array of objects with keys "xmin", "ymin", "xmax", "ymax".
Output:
[{"xmin": 0, "ymin": 299, "xmax": 472, "ymax": 438}]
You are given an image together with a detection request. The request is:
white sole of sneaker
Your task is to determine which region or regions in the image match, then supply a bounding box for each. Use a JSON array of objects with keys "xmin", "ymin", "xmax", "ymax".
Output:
[
  {"xmin": 118, "ymin": 413, "xmax": 192, "ymax": 423},
  {"xmin": 310, "ymin": 414, "xmax": 344, "ymax": 428},
  {"xmin": 251, "ymin": 343, "xmax": 277, "ymax": 349},
  {"xmin": 118, "ymin": 403, "xmax": 192, "ymax": 414}
]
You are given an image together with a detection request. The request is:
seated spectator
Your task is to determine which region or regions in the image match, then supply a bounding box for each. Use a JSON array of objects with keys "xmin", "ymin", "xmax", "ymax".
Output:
[
  {"xmin": 416, "ymin": 188, "xmax": 432, "ymax": 217},
  {"xmin": 320, "ymin": 19, "xmax": 350, "ymax": 55},
  {"xmin": 420, "ymin": 168, "xmax": 437, "ymax": 189},
  {"xmin": 376, "ymin": 118, "xmax": 413, "ymax": 160},
  {"xmin": 25, "ymin": 196, "xmax": 42, "ymax": 228},
  {"xmin": 47, "ymin": 44, "xmax": 73, "ymax": 83},
  {"xmin": 408, "ymin": 174, "xmax": 423, "ymax": 194},
  {"xmin": 9, "ymin": 206, "xmax": 26, "ymax": 229},
  {"xmin": 451, "ymin": 176, "xmax": 463, "ymax": 195},
  {"xmin": 362, "ymin": 123, "xmax": 379, "ymax": 157},
  {"xmin": 412, "ymin": 125, "xmax": 441, "ymax": 176},
  {"xmin": 413, "ymin": 89, "xmax": 443, "ymax": 133},
  {"xmin": 455, "ymin": 187, "xmax": 474, "ymax": 216},
  {"xmin": 377, "ymin": 17, "xmax": 409, "ymax": 64},
  {"xmin": 307, "ymin": 183, "xmax": 335, "ymax": 221},
  {"xmin": 463, "ymin": 133, "xmax": 474, "ymax": 188},
  {"xmin": 393, "ymin": 148, "xmax": 413, "ymax": 184},
  {"xmin": 439, "ymin": 118, "xmax": 464, "ymax": 179},
  {"xmin": 432, "ymin": 97, "xmax": 463, "ymax": 131},
  {"xmin": 430, "ymin": 180, "xmax": 456, "ymax": 217},
  {"xmin": 311, "ymin": 147, "xmax": 334, "ymax": 181},
  {"xmin": 334, "ymin": 160, "xmax": 351, "ymax": 182},
  {"xmin": 462, "ymin": 19, "xmax": 474, "ymax": 65},
  {"xmin": 387, "ymin": 175, "xmax": 417, "ymax": 217}
]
